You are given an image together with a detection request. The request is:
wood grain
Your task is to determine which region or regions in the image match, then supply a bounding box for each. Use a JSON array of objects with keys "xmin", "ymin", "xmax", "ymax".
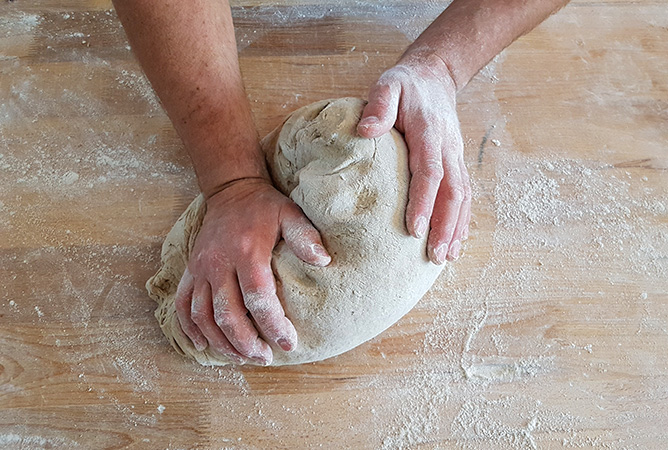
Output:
[{"xmin": 1, "ymin": 0, "xmax": 667, "ymax": 448}]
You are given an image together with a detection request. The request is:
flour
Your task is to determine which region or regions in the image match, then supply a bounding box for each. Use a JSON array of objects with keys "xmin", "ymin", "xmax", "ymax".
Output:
[
  {"xmin": 356, "ymin": 150, "xmax": 667, "ymax": 448},
  {"xmin": 231, "ymin": 2, "xmax": 443, "ymax": 42},
  {"xmin": 1, "ymin": 2, "xmax": 665, "ymax": 447},
  {"xmin": 116, "ymin": 69, "xmax": 162, "ymax": 112},
  {"xmin": 0, "ymin": 12, "xmax": 41, "ymax": 38},
  {"xmin": 494, "ymin": 156, "xmax": 668, "ymax": 279},
  {"xmin": 147, "ymin": 98, "xmax": 444, "ymax": 366},
  {"xmin": 0, "ymin": 433, "xmax": 80, "ymax": 449}
]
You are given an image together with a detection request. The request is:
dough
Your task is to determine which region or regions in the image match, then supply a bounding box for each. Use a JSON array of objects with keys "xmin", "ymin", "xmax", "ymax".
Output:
[{"xmin": 147, "ymin": 98, "xmax": 444, "ymax": 366}]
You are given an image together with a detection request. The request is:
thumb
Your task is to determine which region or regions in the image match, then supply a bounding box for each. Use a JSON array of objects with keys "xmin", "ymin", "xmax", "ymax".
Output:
[
  {"xmin": 357, "ymin": 78, "xmax": 400, "ymax": 138},
  {"xmin": 280, "ymin": 204, "xmax": 332, "ymax": 267}
]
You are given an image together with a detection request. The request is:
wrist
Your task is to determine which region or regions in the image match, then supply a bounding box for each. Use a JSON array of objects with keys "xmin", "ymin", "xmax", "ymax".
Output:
[
  {"xmin": 397, "ymin": 50, "xmax": 459, "ymax": 96},
  {"xmin": 186, "ymin": 131, "xmax": 270, "ymax": 199},
  {"xmin": 180, "ymin": 103, "xmax": 271, "ymax": 199},
  {"xmin": 195, "ymin": 146, "xmax": 270, "ymax": 200},
  {"xmin": 204, "ymin": 175, "xmax": 271, "ymax": 203}
]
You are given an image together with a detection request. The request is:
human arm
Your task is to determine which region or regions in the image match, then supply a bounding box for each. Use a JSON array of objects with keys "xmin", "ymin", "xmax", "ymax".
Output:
[
  {"xmin": 112, "ymin": 0, "xmax": 331, "ymax": 365},
  {"xmin": 358, "ymin": 0, "xmax": 570, "ymax": 263}
]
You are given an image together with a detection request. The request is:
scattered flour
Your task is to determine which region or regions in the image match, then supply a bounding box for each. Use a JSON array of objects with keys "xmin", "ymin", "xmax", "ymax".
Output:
[
  {"xmin": 116, "ymin": 69, "xmax": 162, "ymax": 111},
  {"xmin": 358, "ymin": 151, "xmax": 666, "ymax": 449},
  {"xmin": 0, "ymin": 12, "xmax": 41, "ymax": 38},
  {"xmin": 231, "ymin": 2, "xmax": 442, "ymax": 49},
  {"xmin": 1, "ymin": 3, "xmax": 665, "ymax": 449},
  {"xmin": 0, "ymin": 433, "xmax": 80, "ymax": 449}
]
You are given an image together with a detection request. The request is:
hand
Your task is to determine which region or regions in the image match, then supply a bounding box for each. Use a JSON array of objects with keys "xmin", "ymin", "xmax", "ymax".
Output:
[
  {"xmin": 174, "ymin": 178, "xmax": 331, "ymax": 365},
  {"xmin": 357, "ymin": 58, "xmax": 471, "ymax": 264}
]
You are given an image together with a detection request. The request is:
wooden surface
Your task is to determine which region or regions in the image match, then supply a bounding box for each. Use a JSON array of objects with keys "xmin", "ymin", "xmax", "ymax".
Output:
[{"xmin": 1, "ymin": 0, "xmax": 667, "ymax": 448}]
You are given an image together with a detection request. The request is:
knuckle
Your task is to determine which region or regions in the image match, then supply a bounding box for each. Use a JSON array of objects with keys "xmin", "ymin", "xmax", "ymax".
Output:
[
  {"xmin": 233, "ymin": 339, "xmax": 256, "ymax": 357},
  {"xmin": 244, "ymin": 291, "xmax": 273, "ymax": 316},
  {"xmin": 238, "ymin": 241, "xmax": 273, "ymax": 267},
  {"xmin": 213, "ymin": 291, "xmax": 231, "ymax": 311},
  {"xmin": 428, "ymin": 165, "xmax": 445, "ymax": 182},
  {"xmin": 282, "ymin": 201, "xmax": 303, "ymax": 219},
  {"xmin": 388, "ymin": 65, "xmax": 411, "ymax": 81},
  {"xmin": 415, "ymin": 163, "xmax": 444, "ymax": 185},
  {"xmin": 190, "ymin": 312, "xmax": 205, "ymax": 325},
  {"xmin": 213, "ymin": 309, "xmax": 241, "ymax": 337},
  {"xmin": 240, "ymin": 263, "xmax": 274, "ymax": 289},
  {"xmin": 376, "ymin": 70, "xmax": 400, "ymax": 89},
  {"xmin": 237, "ymin": 236, "xmax": 256, "ymax": 257},
  {"xmin": 213, "ymin": 309, "xmax": 231, "ymax": 330},
  {"xmin": 205, "ymin": 251, "xmax": 227, "ymax": 270},
  {"xmin": 373, "ymin": 82, "xmax": 392, "ymax": 97},
  {"xmin": 193, "ymin": 250, "xmax": 229, "ymax": 274},
  {"xmin": 190, "ymin": 304, "xmax": 209, "ymax": 325},
  {"xmin": 445, "ymin": 183, "xmax": 466, "ymax": 203},
  {"xmin": 213, "ymin": 314, "xmax": 246, "ymax": 348}
]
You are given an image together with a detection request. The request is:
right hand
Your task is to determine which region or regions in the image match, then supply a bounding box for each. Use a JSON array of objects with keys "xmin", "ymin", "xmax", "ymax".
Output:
[
  {"xmin": 357, "ymin": 59, "xmax": 470, "ymax": 264},
  {"xmin": 174, "ymin": 178, "xmax": 331, "ymax": 365}
]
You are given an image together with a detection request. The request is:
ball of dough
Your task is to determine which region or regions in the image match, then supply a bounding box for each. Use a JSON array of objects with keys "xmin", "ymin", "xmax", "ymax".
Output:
[{"xmin": 147, "ymin": 98, "xmax": 444, "ymax": 366}]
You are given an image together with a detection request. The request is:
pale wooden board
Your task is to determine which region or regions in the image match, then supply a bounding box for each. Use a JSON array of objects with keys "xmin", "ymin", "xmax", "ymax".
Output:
[{"xmin": 1, "ymin": 0, "xmax": 667, "ymax": 448}]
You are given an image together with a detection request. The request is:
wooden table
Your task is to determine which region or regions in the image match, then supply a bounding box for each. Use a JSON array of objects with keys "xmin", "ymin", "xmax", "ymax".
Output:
[{"xmin": 1, "ymin": 1, "xmax": 666, "ymax": 448}]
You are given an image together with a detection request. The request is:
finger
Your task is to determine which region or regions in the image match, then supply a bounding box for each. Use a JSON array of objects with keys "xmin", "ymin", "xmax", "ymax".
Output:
[
  {"xmin": 357, "ymin": 77, "xmax": 400, "ymax": 138},
  {"xmin": 404, "ymin": 128, "xmax": 444, "ymax": 239},
  {"xmin": 174, "ymin": 268, "xmax": 208, "ymax": 351},
  {"xmin": 280, "ymin": 203, "xmax": 331, "ymax": 267},
  {"xmin": 460, "ymin": 162, "xmax": 472, "ymax": 242},
  {"xmin": 190, "ymin": 279, "xmax": 246, "ymax": 363},
  {"xmin": 237, "ymin": 262, "xmax": 298, "ymax": 352},
  {"xmin": 427, "ymin": 162, "xmax": 466, "ymax": 265},
  {"xmin": 211, "ymin": 272, "xmax": 273, "ymax": 365},
  {"xmin": 462, "ymin": 201, "xmax": 471, "ymax": 241},
  {"xmin": 451, "ymin": 159, "xmax": 472, "ymax": 250}
]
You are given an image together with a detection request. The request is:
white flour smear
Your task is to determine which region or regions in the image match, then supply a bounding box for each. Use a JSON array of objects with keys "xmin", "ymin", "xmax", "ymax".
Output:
[
  {"xmin": 1, "ymin": 3, "xmax": 666, "ymax": 449},
  {"xmin": 357, "ymin": 152, "xmax": 667, "ymax": 449}
]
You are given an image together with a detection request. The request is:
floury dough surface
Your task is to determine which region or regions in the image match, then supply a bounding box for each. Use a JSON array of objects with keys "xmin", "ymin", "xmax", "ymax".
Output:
[{"xmin": 146, "ymin": 98, "xmax": 445, "ymax": 366}]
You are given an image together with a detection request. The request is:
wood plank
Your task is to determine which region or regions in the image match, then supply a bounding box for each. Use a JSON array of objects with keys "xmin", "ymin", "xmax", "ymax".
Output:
[{"xmin": 1, "ymin": 0, "xmax": 666, "ymax": 448}]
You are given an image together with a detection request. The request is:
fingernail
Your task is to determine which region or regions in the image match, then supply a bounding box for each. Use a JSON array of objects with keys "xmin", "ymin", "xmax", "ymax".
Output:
[
  {"xmin": 194, "ymin": 340, "xmax": 207, "ymax": 352},
  {"xmin": 447, "ymin": 240, "xmax": 461, "ymax": 261},
  {"xmin": 277, "ymin": 338, "xmax": 294, "ymax": 352},
  {"xmin": 229, "ymin": 354, "xmax": 246, "ymax": 365},
  {"xmin": 434, "ymin": 244, "xmax": 448, "ymax": 265},
  {"xmin": 311, "ymin": 244, "xmax": 332, "ymax": 264},
  {"xmin": 359, "ymin": 116, "xmax": 379, "ymax": 128},
  {"xmin": 414, "ymin": 216, "xmax": 428, "ymax": 238},
  {"xmin": 251, "ymin": 355, "xmax": 271, "ymax": 366}
]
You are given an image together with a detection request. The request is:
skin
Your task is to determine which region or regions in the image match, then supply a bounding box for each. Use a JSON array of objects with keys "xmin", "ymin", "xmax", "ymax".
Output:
[{"xmin": 113, "ymin": 0, "xmax": 569, "ymax": 365}]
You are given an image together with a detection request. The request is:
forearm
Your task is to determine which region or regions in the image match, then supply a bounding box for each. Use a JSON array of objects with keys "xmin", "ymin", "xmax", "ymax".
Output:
[
  {"xmin": 402, "ymin": 0, "xmax": 570, "ymax": 91},
  {"xmin": 112, "ymin": 0, "xmax": 267, "ymax": 197}
]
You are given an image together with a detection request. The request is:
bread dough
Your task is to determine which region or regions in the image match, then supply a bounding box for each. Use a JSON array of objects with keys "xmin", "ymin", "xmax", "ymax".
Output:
[{"xmin": 147, "ymin": 98, "xmax": 444, "ymax": 366}]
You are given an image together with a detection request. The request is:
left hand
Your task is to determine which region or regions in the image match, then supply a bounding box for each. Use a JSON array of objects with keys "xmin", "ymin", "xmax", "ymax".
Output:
[
  {"xmin": 357, "ymin": 58, "xmax": 471, "ymax": 264},
  {"xmin": 175, "ymin": 178, "xmax": 331, "ymax": 365}
]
